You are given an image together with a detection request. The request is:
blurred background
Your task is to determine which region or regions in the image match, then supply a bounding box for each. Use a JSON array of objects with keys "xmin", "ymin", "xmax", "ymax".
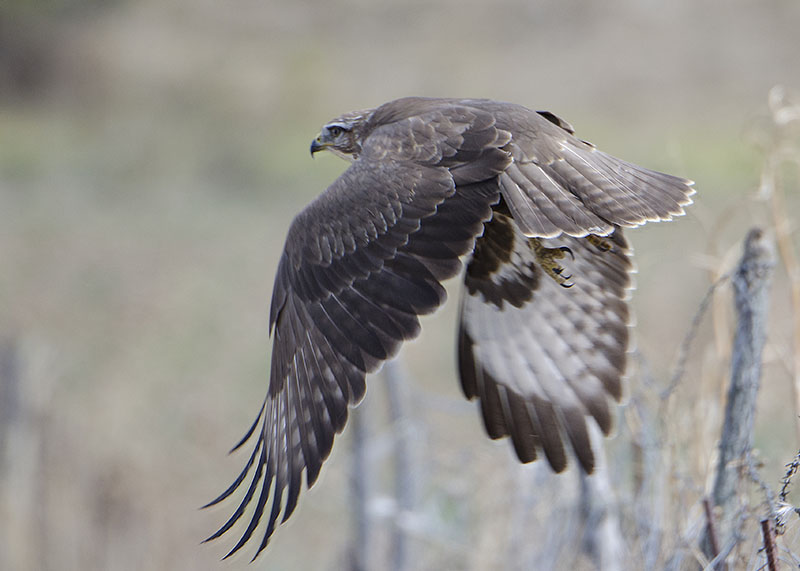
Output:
[{"xmin": 1, "ymin": 0, "xmax": 799, "ymax": 569}]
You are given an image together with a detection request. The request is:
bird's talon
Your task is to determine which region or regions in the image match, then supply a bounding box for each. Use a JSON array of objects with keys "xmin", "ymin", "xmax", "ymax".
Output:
[
  {"xmin": 587, "ymin": 235, "xmax": 612, "ymax": 252},
  {"xmin": 531, "ymin": 238, "xmax": 578, "ymax": 287}
]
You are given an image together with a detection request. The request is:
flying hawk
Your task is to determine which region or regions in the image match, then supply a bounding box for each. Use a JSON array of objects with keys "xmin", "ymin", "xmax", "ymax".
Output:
[{"xmin": 205, "ymin": 97, "xmax": 694, "ymax": 558}]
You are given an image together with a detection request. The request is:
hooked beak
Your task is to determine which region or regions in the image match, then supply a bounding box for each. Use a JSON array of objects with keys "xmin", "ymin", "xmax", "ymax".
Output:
[{"xmin": 310, "ymin": 135, "xmax": 327, "ymax": 157}]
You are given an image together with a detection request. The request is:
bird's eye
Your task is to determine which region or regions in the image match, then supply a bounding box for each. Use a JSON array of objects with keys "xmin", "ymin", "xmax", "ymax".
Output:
[{"xmin": 328, "ymin": 126, "xmax": 343, "ymax": 137}]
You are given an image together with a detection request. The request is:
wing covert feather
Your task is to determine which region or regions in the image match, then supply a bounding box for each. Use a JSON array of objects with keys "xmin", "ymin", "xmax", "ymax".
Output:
[{"xmin": 460, "ymin": 99, "xmax": 695, "ymax": 238}]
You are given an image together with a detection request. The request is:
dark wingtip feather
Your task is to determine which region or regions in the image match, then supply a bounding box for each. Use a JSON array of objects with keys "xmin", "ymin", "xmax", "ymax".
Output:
[
  {"xmin": 202, "ymin": 430, "xmax": 264, "ymax": 510},
  {"xmin": 229, "ymin": 400, "xmax": 266, "ymax": 454},
  {"xmin": 220, "ymin": 465, "xmax": 274, "ymax": 560},
  {"xmin": 204, "ymin": 436, "xmax": 270, "ymax": 553}
]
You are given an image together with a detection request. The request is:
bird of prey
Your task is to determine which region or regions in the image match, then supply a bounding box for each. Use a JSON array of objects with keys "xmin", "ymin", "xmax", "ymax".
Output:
[{"xmin": 204, "ymin": 96, "xmax": 694, "ymax": 559}]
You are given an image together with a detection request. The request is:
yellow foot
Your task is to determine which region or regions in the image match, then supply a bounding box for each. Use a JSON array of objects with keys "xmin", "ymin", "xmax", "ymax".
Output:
[
  {"xmin": 587, "ymin": 234, "xmax": 613, "ymax": 252},
  {"xmin": 530, "ymin": 239, "xmax": 574, "ymax": 288}
]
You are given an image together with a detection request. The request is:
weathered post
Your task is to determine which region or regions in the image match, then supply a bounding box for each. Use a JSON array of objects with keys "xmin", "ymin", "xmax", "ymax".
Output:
[{"xmin": 703, "ymin": 228, "xmax": 775, "ymax": 567}]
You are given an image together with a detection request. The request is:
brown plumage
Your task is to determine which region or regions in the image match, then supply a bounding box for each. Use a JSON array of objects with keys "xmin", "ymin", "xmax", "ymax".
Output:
[{"xmin": 204, "ymin": 97, "xmax": 695, "ymax": 559}]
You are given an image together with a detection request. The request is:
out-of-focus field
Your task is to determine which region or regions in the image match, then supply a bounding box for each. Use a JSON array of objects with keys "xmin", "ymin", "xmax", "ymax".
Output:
[{"xmin": 1, "ymin": 0, "xmax": 799, "ymax": 569}]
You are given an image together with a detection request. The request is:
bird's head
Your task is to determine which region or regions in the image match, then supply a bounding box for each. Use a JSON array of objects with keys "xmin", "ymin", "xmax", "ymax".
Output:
[{"xmin": 310, "ymin": 110, "xmax": 370, "ymax": 161}]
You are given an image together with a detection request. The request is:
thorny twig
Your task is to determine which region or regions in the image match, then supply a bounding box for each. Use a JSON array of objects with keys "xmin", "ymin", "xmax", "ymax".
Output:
[
  {"xmin": 746, "ymin": 451, "xmax": 778, "ymax": 526},
  {"xmin": 779, "ymin": 449, "xmax": 800, "ymax": 504},
  {"xmin": 777, "ymin": 448, "xmax": 800, "ymax": 533}
]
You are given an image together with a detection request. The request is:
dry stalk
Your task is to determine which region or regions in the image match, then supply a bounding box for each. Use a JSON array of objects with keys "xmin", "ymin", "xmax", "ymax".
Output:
[{"xmin": 762, "ymin": 85, "xmax": 800, "ymax": 442}]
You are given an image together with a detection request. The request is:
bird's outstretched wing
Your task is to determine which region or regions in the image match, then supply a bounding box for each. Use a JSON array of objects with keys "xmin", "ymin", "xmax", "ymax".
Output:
[
  {"xmin": 204, "ymin": 104, "xmax": 511, "ymax": 559},
  {"xmin": 464, "ymin": 99, "xmax": 695, "ymax": 238},
  {"xmin": 459, "ymin": 200, "xmax": 633, "ymax": 474}
]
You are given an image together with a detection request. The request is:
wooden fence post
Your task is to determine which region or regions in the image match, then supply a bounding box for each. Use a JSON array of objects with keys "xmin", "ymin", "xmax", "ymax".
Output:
[{"xmin": 702, "ymin": 228, "xmax": 775, "ymax": 567}]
